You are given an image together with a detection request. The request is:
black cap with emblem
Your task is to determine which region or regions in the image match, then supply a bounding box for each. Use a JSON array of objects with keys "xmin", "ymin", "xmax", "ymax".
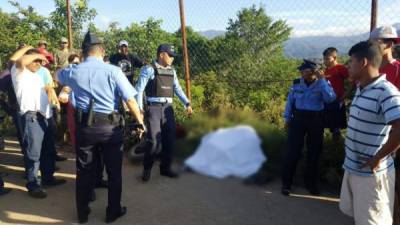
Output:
[
  {"xmin": 297, "ymin": 59, "xmax": 322, "ymax": 71},
  {"xmin": 81, "ymin": 30, "xmax": 103, "ymax": 52}
]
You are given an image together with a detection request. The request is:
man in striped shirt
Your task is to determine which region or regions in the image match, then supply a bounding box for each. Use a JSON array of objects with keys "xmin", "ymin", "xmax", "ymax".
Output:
[{"xmin": 339, "ymin": 41, "xmax": 400, "ymax": 225}]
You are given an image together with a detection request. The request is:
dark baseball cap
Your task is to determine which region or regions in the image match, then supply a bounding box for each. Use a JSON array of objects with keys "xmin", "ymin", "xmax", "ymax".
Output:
[
  {"xmin": 297, "ymin": 59, "xmax": 321, "ymax": 71},
  {"xmin": 157, "ymin": 44, "xmax": 177, "ymax": 57},
  {"xmin": 81, "ymin": 31, "xmax": 103, "ymax": 50}
]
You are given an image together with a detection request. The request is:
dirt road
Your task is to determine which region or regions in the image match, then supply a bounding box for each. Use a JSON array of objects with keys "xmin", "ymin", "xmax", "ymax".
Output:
[{"xmin": 0, "ymin": 139, "xmax": 353, "ymax": 225}]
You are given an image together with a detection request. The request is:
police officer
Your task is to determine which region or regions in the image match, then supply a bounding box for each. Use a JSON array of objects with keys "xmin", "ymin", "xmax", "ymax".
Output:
[
  {"xmin": 135, "ymin": 44, "xmax": 193, "ymax": 182},
  {"xmin": 57, "ymin": 31, "xmax": 145, "ymax": 224},
  {"xmin": 282, "ymin": 59, "xmax": 336, "ymax": 196}
]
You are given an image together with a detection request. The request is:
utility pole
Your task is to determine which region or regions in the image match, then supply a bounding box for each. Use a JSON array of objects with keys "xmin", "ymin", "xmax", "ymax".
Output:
[
  {"xmin": 178, "ymin": 0, "xmax": 191, "ymax": 101},
  {"xmin": 66, "ymin": 0, "xmax": 73, "ymax": 49}
]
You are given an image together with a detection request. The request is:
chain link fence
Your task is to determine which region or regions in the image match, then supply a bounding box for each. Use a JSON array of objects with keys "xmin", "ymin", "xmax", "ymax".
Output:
[{"xmin": 101, "ymin": 0, "xmax": 400, "ymax": 81}]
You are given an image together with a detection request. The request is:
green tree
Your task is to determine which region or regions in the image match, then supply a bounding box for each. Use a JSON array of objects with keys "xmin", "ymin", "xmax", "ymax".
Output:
[{"xmin": 48, "ymin": 0, "xmax": 97, "ymax": 49}]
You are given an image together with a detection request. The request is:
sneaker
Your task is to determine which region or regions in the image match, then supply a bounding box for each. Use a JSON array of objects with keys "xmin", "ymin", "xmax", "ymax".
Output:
[
  {"xmin": 105, "ymin": 206, "xmax": 127, "ymax": 223},
  {"xmin": 28, "ymin": 188, "xmax": 47, "ymax": 199},
  {"xmin": 0, "ymin": 187, "xmax": 12, "ymax": 196},
  {"xmin": 42, "ymin": 178, "xmax": 66, "ymax": 187}
]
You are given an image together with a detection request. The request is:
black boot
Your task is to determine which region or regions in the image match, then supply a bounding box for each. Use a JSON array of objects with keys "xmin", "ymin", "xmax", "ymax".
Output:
[
  {"xmin": 78, "ymin": 207, "xmax": 91, "ymax": 224},
  {"xmin": 105, "ymin": 206, "xmax": 127, "ymax": 223},
  {"xmin": 142, "ymin": 167, "xmax": 152, "ymax": 182},
  {"xmin": 160, "ymin": 167, "xmax": 179, "ymax": 178}
]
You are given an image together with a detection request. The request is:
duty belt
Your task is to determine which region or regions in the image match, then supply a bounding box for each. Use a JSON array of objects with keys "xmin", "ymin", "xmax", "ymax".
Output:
[
  {"xmin": 75, "ymin": 110, "xmax": 123, "ymax": 127},
  {"xmin": 146, "ymin": 101, "xmax": 170, "ymax": 106}
]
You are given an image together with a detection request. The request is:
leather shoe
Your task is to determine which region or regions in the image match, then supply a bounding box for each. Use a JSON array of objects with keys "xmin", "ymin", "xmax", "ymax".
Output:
[
  {"xmin": 28, "ymin": 188, "xmax": 47, "ymax": 199},
  {"xmin": 42, "ymin": 178, "xmax": 66, "ymax": 187},
  {"xmin": 106, "ymin": 206, "xmax": 127, "ymax": 223},
  {"xmin": 55, "ymin": 154, "xmax": 67, "ymax": 161},
  {"xmin": 89, "ymin": 190, "xmax": 96, "ymax": 202},
  {"xmin": 142, "ymin": 168, "xmax": 151, "ymax": 182},
  {"xmin": 306, "ymin": 185, "xmax": 320, "ymax": 196},
  {"xmin": 160, "ymin": 168, "xmax": 179, "ymax": 178},
  {"xmin": 0, "ymin": 187, "xmax": 12, "ymax": 196},
  {"xmin": 281, "ymin": 187, "xmax": 291, "ymax": 196},
  {"xmin": 95, "ymin": 179, "xmax": 108, "ymax": 188},
  {"xmin": 78, "ymin": 207, "xmax": 91, "ymax": 224}
]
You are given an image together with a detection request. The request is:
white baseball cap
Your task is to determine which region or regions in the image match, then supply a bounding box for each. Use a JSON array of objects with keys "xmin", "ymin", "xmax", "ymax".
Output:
[
  {"xmin": 118, "ymin": 40, "xmax": 129, "ymax": 47},
  {"xmin": 370, "ymin": 25, "xmax": 398, "ymax": 39}
]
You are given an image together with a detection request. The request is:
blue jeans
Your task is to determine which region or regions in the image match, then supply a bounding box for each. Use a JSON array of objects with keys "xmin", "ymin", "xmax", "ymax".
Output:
[{"xmin": 21, "ymin": 112, "xmax": 56, "ymax": 191}]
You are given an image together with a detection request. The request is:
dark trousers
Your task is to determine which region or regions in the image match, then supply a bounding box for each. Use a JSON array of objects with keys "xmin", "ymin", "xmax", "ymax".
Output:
[
  {"xmin": 9, "ymin": 110, "xmax": 23, "ymax": 149},
  {"xmin": 282, "ymin": 114, "xmax": 324, "ymax": 189},
  {"xmin": 94, "ymin": 148, "xmax": 105, "ymax": 183},
  {"xmin": 75, "ymin": 122, "xmax": 123, "ymax": 218},
  {"xmin": 324, "ymin": 100, "xmax": 347, "ymax": 132},
  {"xmin": 21, "ymin": 112, "xmax": 56, "ymax": 191},
  {"xmin": 143, "ymin": 103, "xmax": 176, "ymax": 170}
]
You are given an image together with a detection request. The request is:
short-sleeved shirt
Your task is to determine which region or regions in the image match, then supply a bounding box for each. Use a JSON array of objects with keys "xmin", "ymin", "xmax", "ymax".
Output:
[
  {"xmin": 324, "ymin": 64, "xmax": 349, "ymax": 100},
  {"xmin": 11, "ymin": 65, "xmax": 52, "ymax": 118},
  {"xmin": 344, "ymin": 75, "xmax": 400, "ymax": 176},
  {"xmin": 135, "ymin": 61, "xmax": 190, "ymax": 110},
  {"xmin": 110, "ymin": 53, "xmax": 144, "ymax": 80},
  {"xmin": 37, "ymin": 66, "xmax": 53, "ymax": 86},
  {"xmin": 54, "ymin": 49, "xmax": 75, "ymax": 69},
  {"xmin": 379, "ymin": 59, "xmax": 400, "ymax": 89},
  {"xmin": 283, "ymin": 77, "xmax": 337, "ymax": 122},
  {"xmin": 57, "ymin": 56, "xmax": 137, "ymax": 114}
]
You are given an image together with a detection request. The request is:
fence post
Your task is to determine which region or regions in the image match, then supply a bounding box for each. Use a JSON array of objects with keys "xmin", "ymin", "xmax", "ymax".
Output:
[
  {"xmin": 178, "ymin": 0, "xmax": 191, "ymax": 101},
  {"xmin": 370, "ymin": 0, "xmax": 378, "ymax": 33},
  {"xmin": 66, "ymin": 0, "xmax": 73, "ymax": 50}
]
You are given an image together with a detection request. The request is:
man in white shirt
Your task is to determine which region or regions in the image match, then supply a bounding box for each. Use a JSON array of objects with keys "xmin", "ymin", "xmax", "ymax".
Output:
[{"xmin": 10, "ymin": 47, "xmax": 66, "ymax": 199}]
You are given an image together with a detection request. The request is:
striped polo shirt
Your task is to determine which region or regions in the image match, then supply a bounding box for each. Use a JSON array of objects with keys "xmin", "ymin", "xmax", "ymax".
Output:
[{"xmin": 344, "ymin": 75, "xmax": 400, "ymax": 176}]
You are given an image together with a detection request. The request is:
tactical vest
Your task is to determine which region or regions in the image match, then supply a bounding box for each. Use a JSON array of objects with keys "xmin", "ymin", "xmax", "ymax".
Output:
[{"xmin": 145, "ymin": 63, "xmax": 175, "ymax": 98}]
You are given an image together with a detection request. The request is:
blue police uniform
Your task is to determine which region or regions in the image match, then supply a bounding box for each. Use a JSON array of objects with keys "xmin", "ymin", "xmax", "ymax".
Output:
[
  {"xmin": 58, "ymin": 33, "xmax": 136, "ymax": 223},
  {"xmin": 281, "ymin": 60, "xmax": 336, "ymax": 195},
  {"xmin": 135, "ymin": 46, "xmax": 190, "ymax": 181}
]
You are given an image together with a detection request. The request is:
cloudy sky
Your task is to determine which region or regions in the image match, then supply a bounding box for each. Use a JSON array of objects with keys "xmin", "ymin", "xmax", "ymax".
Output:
[{"xmin": 1, "ymin": 0, "xmax": 399, "ymax": 37}]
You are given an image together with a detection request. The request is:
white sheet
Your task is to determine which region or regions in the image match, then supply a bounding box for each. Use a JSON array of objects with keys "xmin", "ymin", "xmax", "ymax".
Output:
[{"xmin": 184, "ymin": 125, "xmax": 267, "ymax": 179}]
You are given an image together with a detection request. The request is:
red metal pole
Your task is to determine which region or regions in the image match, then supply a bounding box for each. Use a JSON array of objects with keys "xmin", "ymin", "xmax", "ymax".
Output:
[
  {"xmin": 66, "ymin": 0, "xmax": 73, "ymax": 49},
  {"xmin": 178, "ymin": 0, "xmax": 191, "ymax": 101},
  {"xmin": 370, "ymin": 0, "xmax": 378, "ymax": 32}
]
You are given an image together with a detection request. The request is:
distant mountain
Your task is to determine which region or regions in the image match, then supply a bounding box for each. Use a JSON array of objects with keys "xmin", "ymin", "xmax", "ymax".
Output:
[
  {"xmin": 198, "ymin": 24, "xmax": 400, "ymax": 59},
  {"xmin": 285, "ymin": 23, "xmax": 400, "ymax": 59},
  {"xmin": 284, "ymin": 33, "xmax": 368, "ymax": 59},
  {"xmin": 199, "ymin": 30, "xmax": 225, "ymax": 39}
]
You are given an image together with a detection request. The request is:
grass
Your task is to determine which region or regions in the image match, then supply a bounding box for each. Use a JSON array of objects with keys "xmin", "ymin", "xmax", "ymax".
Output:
[{"xmin": 175, "ymin": 108, "xmax": 346, "ymax": 187}]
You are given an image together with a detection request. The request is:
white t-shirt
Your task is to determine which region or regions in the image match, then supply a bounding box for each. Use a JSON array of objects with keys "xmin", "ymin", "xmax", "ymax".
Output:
[{"xmin": 11, "ymin": 65, "xmax": 52, "ymax": 118}]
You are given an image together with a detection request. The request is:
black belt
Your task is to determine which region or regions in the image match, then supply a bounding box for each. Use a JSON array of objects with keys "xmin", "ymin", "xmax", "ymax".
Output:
[
  {"xmin": 293, "ymin": 109, "xmax": 323, "ymax": 117},
  {"xmin": 75, "ymin": 111, "xmax": 122, "ymax": 126},
  {"xmin": 146, "ymin": 101, "xmax": 170, "ymax": 106}
]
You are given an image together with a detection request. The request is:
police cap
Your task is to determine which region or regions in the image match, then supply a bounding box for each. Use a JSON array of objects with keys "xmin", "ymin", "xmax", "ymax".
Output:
[
  {"xmin": 157, "ymin": 44, "xmax": 177, "ymax": 57},
  {"xmin": 81, "ymin": 31, "xmax": 103, "ymax": 50},
  {"xmin": 297, "ymin": 59, "xmax": 322, "ymax": 71}
]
